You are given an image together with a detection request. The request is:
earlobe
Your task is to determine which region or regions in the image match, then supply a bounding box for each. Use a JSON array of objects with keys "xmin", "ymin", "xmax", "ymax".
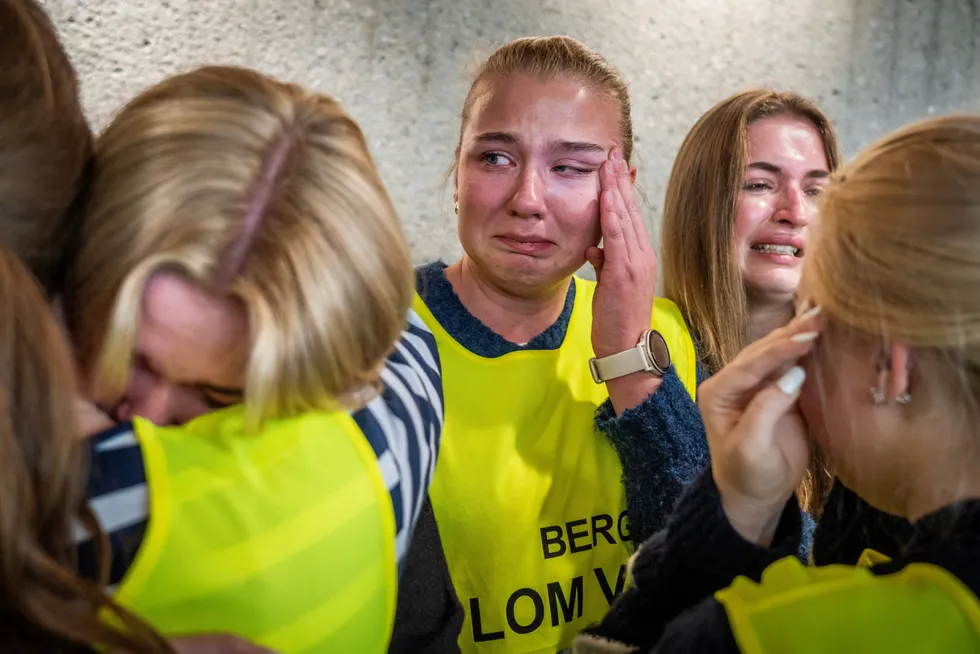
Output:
[{"xmin": 629, "ymin": 166, "xmax": 638, "ymax": 184}]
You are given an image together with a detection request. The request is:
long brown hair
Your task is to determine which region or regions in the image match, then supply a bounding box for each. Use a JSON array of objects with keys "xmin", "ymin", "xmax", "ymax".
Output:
[
  {"xmin": 660, "ymin": 90, "xmax": 841, "ymax": 514},
  {"xmin": 661, "ymin": 89, "xmax": 841, "ymax": 374},
  {"xmin": 0, "ymin": 0, "xmax": 92, "ymax": 294},
  {"xmin": 0, "ymin": 246, "xmax": 170, "ymax": 651}
]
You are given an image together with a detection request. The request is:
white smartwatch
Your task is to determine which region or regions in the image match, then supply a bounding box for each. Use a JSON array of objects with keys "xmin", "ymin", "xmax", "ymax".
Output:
[{"xmin": 589, "ymin": 329, "xmax": 671, "ymax": 383}]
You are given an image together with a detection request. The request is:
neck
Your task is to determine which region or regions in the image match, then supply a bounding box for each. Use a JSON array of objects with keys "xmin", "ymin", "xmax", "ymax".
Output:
[
  {"xmin": 746, "ymin": 294, "xmax": 795, "ymax": 344},
  {"xmin": 444, "ymin": 257, "xmax": 569, "ymax": 344},
  {"xmin": 902, "ymin": 421, "xmax": 980, "ymax": 521}
]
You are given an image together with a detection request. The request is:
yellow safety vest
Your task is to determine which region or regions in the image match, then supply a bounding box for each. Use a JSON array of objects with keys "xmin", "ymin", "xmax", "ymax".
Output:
[
  {"xmin": 114, "ymin": 405, "xmax": 398, "ymax": 653},
  {"xmin": 716, "ymin": 552, "xmax": 980, "ymax": 653},
  {"xmin": 414, "ymin": 276, "xmax": 697, "ymax": 653}
]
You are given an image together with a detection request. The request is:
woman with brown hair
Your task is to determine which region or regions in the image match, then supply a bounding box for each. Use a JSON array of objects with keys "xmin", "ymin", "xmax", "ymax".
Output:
[
  {"xmin": 0, "ymin": 0, "xmax": 157, "ymax": 649},
  {"xmin": 608, "ymin": 90, "xmax": 841, "ymax": 545}
]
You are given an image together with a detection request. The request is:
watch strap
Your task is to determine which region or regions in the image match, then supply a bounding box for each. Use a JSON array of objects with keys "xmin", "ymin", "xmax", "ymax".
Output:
[{"xmin": 589, "ymin": 344, "xmax": 652, "ymax": 383}]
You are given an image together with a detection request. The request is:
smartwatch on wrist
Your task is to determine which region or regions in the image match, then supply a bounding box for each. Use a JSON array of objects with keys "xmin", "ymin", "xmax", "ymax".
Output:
[{"xmin": 589, "ymin": 329, "xmax": 671, "ymax": 383}]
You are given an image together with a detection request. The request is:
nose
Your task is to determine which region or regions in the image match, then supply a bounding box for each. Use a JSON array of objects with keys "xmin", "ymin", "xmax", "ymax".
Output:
[
  {"xmin": 508, "ymin": 166, "xmax": 546, "ymax": 218},
  {"xmin": 126, "ymin": 383, "xmax": 177, "ymax": 425},
  {"xmin": 773, "ymin": 185, "xmax": 808, "ymax": 227}
]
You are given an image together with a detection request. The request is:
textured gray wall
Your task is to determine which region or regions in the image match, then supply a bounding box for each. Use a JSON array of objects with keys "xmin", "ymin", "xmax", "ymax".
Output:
[{"xmin": 45, "ymin": 0, "xmax": 980, "ymax": 266}]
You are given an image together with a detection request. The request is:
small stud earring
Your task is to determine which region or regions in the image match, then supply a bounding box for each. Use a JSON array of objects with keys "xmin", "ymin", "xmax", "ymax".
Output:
[
  {"xmin": 454, "ymin": 201, "xmax": 459, "ymax": 215},
  {"xmin": 896, "ymin": 392, "xmax": 912, "ymax": 405},
  {"xmin": 870, "ymin": 386, "xmax": 886, "ymax": 405}
]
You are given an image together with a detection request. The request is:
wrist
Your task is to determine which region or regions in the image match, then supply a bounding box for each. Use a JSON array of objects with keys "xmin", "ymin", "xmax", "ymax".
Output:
[
  {"xmin": 606, "ymin": 373, "xmax": 664, "ymax": 415},
  {"xmin": 716, "ymin": 483, "xmax": 786, "ymax": 548}
]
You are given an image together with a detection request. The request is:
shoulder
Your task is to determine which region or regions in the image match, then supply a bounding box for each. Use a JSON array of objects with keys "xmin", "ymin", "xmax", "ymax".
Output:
[
  {"xmin": 352, "ymin": 310, "xmax": 444, "ymax": 572},
  {"xmin": 414, "ymin": 261, "xmax": 449, "ymax": 305},
  {"xmin": 77, "ymin": 422, "xmax": 149, "ymax": 587},
  {"xmin": 652, "ymin": 296, "xmax": 688, "ymax": 330}
]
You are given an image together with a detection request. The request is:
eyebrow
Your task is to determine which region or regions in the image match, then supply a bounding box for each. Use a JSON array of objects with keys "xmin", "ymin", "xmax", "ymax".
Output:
[
  {"xmin": 474, "ymin": 131, "xmax": 519, "ymax": 145},
  {"xmin": 747, "ymin": 161, "xmax": 830, "ymax": 179},
  {"xmin": 472, "ymin": 132, "xmax": 605, "ymax": 155}
]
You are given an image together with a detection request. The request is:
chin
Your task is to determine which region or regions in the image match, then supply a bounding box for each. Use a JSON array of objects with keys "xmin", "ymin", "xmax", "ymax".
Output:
[
  {"xmin": 745, "ymin": 273, "xmax": 800, "ymax": 301},
  {"xmin": 488, "ymin": 251, "xmax": 580, "ymax": 290}
]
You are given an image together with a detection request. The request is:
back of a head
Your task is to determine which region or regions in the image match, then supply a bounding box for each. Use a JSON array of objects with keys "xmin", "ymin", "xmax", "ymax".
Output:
[
  {"xmin": 0, "ymin": 0, "xmax": 92, "ymax": 293},
  {"xmin": 0, "ymin": 245, "xmax": 168, "ymax": 652},
  {"xmin": 64, "ymin": 66, "xmax": 414, "ymax": 425},
  {"xmin": 809, "ymin": 115, "xmax": 980, "ymax": 411},
  {"xmin": 455, "ymin": 35, "xmax": 634, "ymax": 163},
  {"xmin": 661, "ymin": 89, "xmax": 841, "ymax": 374}
]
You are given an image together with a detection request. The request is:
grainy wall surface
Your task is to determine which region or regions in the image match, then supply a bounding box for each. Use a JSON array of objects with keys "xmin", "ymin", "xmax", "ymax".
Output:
[{"xmin": 46, "ymin": 0, "xmax": 980, "ymax": 265}]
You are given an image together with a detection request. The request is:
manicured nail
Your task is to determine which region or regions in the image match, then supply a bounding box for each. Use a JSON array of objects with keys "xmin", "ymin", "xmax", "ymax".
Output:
[
  {"xmin": 799, "ymin": 305, "xmax": 822, "ymax": 321},
  {"xmin": 777, "ymin": 366, "xmax": 807, "ymax": 395},
  {"xmin": 796, "ymin": 298, "xmax": 811, "ymax": 316},
  {"xmin": 790, "ymin": 331, "xmax": 820, "ymax": 343}
]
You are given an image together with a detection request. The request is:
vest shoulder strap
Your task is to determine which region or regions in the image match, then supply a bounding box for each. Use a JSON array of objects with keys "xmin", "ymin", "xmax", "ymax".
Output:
[{"xmin": 716, "ymin": 555, "xmax": 980, "ymax": 654}]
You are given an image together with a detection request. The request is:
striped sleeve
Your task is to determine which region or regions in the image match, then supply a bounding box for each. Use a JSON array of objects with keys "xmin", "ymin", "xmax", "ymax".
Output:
[
  {"xmin": 75, "ymin": 422, "xmax": 148, "ymax": 589},
  {"xmin": 352, "ymin": 308, "xmax": 444, "ymax": 576}
]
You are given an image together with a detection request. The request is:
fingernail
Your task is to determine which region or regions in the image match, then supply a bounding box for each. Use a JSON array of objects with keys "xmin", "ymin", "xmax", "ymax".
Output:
[
  {"xmin": 799, "ymin": 305, "xmax": 822, "ymax": 321},
  {"xmin": 617, "ymin": 159, "xmax": 628, "ymax": 173},
  {"xmin": 790, "ymin": 331, "xmax": 819, "ymax": 343},
  {"xmin": 777, "ymin": 366, "xmax": 807, "ymax": 396},
  {"xmin": 611, "ymin": 149, "xmax": 623, "ymax": 161},
  {"xmin": 796, "ymin": 298, "xmax": 811, "ymax": 316}
]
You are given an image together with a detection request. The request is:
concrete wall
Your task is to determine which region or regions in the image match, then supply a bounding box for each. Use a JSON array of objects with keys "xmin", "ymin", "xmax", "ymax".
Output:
[{"xmin": 46, "ymin": 0, "xmax": 980, "ymax": 265}]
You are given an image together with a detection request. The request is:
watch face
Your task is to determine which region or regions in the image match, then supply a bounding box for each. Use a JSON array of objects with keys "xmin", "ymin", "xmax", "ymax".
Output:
[{"xmin": 646, "ymin": 330, "xmax": 671, "ymax": 372}]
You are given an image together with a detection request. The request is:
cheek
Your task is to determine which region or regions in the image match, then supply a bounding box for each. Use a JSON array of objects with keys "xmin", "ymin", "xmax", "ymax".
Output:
[
  {"xmin": 169, "ymin": 390, "xmax": 214, "ymax": 424},
  {"xmin": 548, "ymin": 186, "xmax": 601, "ymax": 244},
  {"xmin": 122, "ymin": 365, "xmax": 157, "ymax": 406},
  {"xmin": 458, "ymin": 167, "xmax": 505, "ymax": 216},
  {"xmin": 733, "ymin": 196, "xmax": 773, "ymax": 248}
]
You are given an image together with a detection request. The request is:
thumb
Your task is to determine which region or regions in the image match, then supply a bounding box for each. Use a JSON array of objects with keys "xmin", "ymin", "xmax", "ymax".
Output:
[{"xmin": 738, "ymin": 366, "xmax": 806, "ymax": 449}]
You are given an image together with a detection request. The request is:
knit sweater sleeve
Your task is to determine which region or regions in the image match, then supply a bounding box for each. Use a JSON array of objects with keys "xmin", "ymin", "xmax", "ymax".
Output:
[{"xmin": 595, "ymin": 363, "xmax": 710, "ymax": 546}]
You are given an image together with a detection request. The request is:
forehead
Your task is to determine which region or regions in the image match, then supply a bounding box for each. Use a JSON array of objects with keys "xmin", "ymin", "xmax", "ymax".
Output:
[
  {"xmin": 746, "ymin": 115, "xmax": 829, "ymax": 169},
  {"xmin": 463, "ymin": 74, "xmax": 622, "ymax": 148},
  {"xmin": 138, "ymin": 272, "xmax": 248, "ymax": 385}
]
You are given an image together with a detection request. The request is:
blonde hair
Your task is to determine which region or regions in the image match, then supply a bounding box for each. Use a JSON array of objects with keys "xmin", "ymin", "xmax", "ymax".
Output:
[
  {"xmin": 661, "ymin": 89, "xmax": 841, "ymax": 374},
  {"xmin": 453, "ymin": 36, "xmax": 634, "ymax": 166},
  {"xmin": 0, "ymin": 245, "xmax": 171, "ymax": 652},
  {"xmin": 63, "ymin": 66, "xmax": 413, "ymax": 427},
  {"xmin": 810, "ymin": 115, "xmax": 980, "ymax": 411}
]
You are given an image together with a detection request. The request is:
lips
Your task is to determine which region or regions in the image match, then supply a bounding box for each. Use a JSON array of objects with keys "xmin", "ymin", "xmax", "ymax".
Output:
[
  {"xmin": 496, "ymin": 235, "xmax": 554, "ymax": 255},
  {"xmin": 750, "ymin": 234, "xmax": 805, "ymax": 258}
]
